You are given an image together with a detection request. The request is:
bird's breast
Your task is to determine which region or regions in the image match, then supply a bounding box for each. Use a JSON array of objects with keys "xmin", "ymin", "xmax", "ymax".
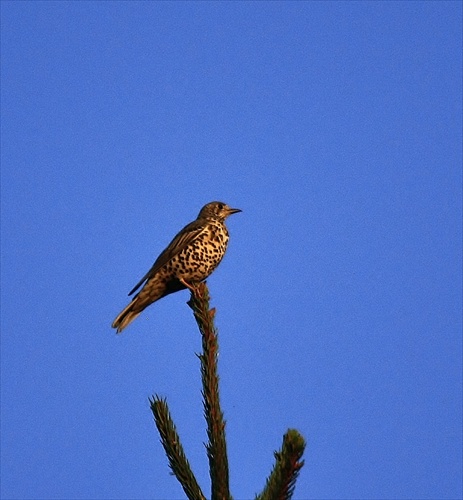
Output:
[{"xmin": 170, "ymin": 222, "xmax": 230, "ymax": 281}]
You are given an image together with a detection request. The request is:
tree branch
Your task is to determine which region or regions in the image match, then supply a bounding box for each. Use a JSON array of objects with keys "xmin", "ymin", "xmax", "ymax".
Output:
[
  {"xmin": 187, "ymin": 282, "xmax": 231, "ymax": 500},
  {"xmin": 150, "ymin": 396, "xmax": 206, "ymax": 500},
  {"xmin": 256, "ymin": 429, "xmax": 306, "ymax": 500}
]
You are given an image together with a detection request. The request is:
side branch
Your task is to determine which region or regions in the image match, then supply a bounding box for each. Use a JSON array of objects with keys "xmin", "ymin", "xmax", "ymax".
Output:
[
  {"xmin": 187, "ymin": 282, "xmax": 231, "ymax": 500},
  {"xmin": 150, "ymin": 396, "xmax": 206, "ymax": 500},
  {"xmin": 256, "ymin": 429, "xmax": 306, "ymax": 500}
]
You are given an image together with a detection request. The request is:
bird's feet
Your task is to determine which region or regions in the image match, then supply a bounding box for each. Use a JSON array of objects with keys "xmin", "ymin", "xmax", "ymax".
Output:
[{"xmin": 179, "ymin": 278, "xmax": 197, "ymax": 292}]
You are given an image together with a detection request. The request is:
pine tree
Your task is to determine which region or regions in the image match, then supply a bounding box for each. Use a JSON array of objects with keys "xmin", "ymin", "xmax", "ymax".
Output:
[{"xmin": 150, "ymin": 282, "xmax": 306, "ymax": 499}]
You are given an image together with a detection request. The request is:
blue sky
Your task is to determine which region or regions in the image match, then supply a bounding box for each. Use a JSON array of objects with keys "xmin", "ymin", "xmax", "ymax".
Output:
[{"xmin": 1, "ymin": 1, "xmax": 461, "ymax": 499}]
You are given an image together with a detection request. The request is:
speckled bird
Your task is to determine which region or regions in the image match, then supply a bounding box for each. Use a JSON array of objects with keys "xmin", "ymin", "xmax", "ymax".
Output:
[{"xmin": 112, "ymin": 201, "xmax": 241, "ymax": 333}]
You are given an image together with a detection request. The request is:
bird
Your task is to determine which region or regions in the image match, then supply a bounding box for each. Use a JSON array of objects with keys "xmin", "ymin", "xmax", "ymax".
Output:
[{"xmin": 112, "ymin": 201, "xmax": 241, "ymax": 333}]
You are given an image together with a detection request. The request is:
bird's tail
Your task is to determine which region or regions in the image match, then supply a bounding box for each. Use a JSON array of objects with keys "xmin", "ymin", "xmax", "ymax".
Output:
[{"xmin": 112, "ymin": 300, "xmax": 142, "ymax": 334}]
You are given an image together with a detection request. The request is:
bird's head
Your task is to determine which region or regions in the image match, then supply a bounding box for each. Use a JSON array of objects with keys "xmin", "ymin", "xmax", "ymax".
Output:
[{"xmin": 197, "ymin": 201, "xmax": 242, "ymax": 221}]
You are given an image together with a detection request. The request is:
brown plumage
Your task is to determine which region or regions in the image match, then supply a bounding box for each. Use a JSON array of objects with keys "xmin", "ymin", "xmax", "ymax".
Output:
[{"xmin": 112, "ymin": 201, "xmax": 241, "ymax": 333}]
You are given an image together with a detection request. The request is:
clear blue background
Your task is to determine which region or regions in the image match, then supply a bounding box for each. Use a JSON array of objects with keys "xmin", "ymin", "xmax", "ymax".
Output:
[{"xmin": 1, "ymin": 2, "xmax": 462, "ymax": 499}]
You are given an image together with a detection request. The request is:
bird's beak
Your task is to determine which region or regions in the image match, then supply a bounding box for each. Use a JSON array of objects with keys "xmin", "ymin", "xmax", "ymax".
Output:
[{"xmin": 227, "ymin": 207, "xmax": 242, "ymax": 215}]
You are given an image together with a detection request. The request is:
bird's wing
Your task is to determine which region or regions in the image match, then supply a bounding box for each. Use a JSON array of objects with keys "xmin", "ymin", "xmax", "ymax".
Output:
[{"xmin": 128, "ymin": 220, "xmax": 207, "ymax": 296}]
